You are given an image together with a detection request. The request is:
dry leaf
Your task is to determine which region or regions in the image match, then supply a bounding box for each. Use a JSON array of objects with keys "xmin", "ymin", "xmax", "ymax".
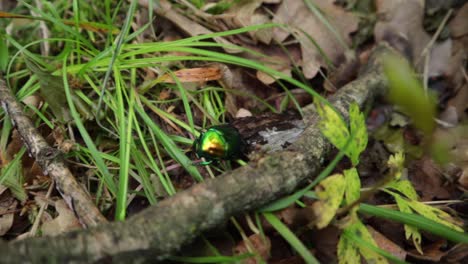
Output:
[
  {"xmin": 148, "ymin": 0, "xmax": 241, "ymax": 53},
  {"xmin": 158, "ymin": 67, "xmax": 222, "ymax": 83},
  {"xmin": 273, "ymin": 0, "xmax": 358, "ymax": 79},
  {"xmin": 0, "ymin": 197, "xmax": 17, "ymax": 236},
  {"xmin": 236, "ymin": 108, "xmax": 252, "ymax": 118},
  {"xmin": 374, "ymin": 0, "xmax": 452, "ymax": 75},
  {"xmin": 407, "ymin": 240, "xmax": 447, "ymax": 262},
  {"xmin": 256, "ymin": 55, "xmax": 292, "ymax": 85},
  {"xmin": 449, "ymin": 2, "xmax": 468, "ymax": 38},
  {"xmin": 368, "ymin": 225, "xmax": 407, "ymax": 261},
  {"xmin": 408, "ymin": 157, "xmax": 455, "ymax": 200},
  {"xmin": 223, "ymin": 0, "xmax": 274, "ymax": 44},
  {"xmin": 41, "ymin": 199, "xmax": 81, "ymax": 236}
]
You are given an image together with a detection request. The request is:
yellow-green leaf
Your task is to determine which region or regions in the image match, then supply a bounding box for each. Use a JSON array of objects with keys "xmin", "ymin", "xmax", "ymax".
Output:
[
  {"xmin": 394, "ymin": 194, "xmax": 423, "ymax": 254},
  {"xmin": 344, "ymin": 219, "xmax": 388, "ymax": 264},
  {"xmin": 316, "ymin": 101, "xmax": 368, "ymax": 166},
  {"xmin": 316, "ymin": 101, "xmax": 349, "ymax": 152},
  {"xmin": 387, "ymin": 180, "xmax": 419, "ymax": 200},
  {"xmin": 349, "ymin": 103, "xmax": 367, "ymax": 165},
  {"xmin": 387, "ymin": 151, "xmax": 405, "ymax": 179},
  {"xmin": 314, "ymin": 173, "xmax": 346, "ymax": 228},
  {"xmin": 338, "ymin": 234, "xmax": 361, "ymax": 264},
  {"xmin": 344, "ymin": 168, "xmax": 360, "ymax": 206},
  {"xmin": 352, "ymin": 221, "xmax": 389, "ymax": 264},
  {"xmin": 407, "ymin": 199, "xmax": 463, "ymax": 232}
]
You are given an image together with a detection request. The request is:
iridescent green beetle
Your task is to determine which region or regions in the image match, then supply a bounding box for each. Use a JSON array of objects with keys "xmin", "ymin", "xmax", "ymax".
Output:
[{"xmin": 193, "ymin": 124, "xmax": 244, "ymax": 165}]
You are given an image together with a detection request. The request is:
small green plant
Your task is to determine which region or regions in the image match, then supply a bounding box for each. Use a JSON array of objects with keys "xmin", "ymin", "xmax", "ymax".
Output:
[{"xmin": 261, "ymin": 99, "xmax": 466, "ymax": 263}]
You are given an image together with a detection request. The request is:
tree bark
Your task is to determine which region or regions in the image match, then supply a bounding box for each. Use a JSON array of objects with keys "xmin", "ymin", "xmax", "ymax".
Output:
[{"xmin": 0, "ymin": 44, "xmax": 394, "ymax": 263}]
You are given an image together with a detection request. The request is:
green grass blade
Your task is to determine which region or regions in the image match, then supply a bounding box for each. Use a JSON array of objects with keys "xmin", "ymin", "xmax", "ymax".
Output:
[
  {"xmin": 263, "ymin": 212, "xmax": 319, "ymax": 264},
  {"xmin": 134, "ymin": 96, "xmax": 203, "ymax": 182},
  {"xmin": 359, "ymin": 204, "xmax": 468, "ymax": 244},
  {"xmin": 62, "ymin": 56, "xmax": 116, "ymax": 195},
  {"xmin": 169, "ymin": 254, "xmax": 253, "ymax": 263},
  {"xmin": 115, "ymin": 70, "xmax": 135, "ymax": 221}
]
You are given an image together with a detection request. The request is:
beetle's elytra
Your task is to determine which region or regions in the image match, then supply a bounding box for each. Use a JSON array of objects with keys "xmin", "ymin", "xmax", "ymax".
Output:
[{"xmin": 193, "ymin": 124, "xmax": 244, "ymax": 165}]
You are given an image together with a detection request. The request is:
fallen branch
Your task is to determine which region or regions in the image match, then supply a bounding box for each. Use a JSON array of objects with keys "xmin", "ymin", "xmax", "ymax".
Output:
[
  {"xmin": 0, "ymin": 77, "xmax": 107, "ymax": 227},
  {"xmin": 0, "ymin": 44, "xmax": 393, "ymax": 263}
]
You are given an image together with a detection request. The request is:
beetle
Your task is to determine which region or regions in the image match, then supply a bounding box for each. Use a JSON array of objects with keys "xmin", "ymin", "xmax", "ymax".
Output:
[{"xmin": 193, "ymin": 124, "xmax": 245, "ymax": 165}]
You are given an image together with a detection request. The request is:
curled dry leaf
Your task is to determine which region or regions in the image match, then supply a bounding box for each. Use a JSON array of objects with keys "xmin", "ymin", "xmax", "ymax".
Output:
[
  {"xmin": 0, "ymin": 197, "xmax": 17, "ymax": 236},
  {"xmin": 273, "ymin": 0, "xmax": 358, "ymax": 79},
  {"xmin": 235, "ymin": 108, "xmax": 253, "ymax": 118}
]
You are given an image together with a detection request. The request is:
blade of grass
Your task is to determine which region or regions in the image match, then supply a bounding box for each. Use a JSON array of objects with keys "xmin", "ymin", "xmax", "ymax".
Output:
[
  {"xmin": 62, "ymin": 55, "xmax": 117, "ymax": 195},
  {"xmin": 169, "ymin": 71, "xmax": 196, "ymax": 135},
  {"xmin": 115, "ymin": 68, "xmax": 135, "ymax": 221},
  {"xmin": 134, "ymin": 92, "xmax": 203, "ymax": 182},
  {"xmin": 133, "ymin": 114, "xmax": 176, "ymax": 196},
  {"xmin": 95, "ymin": 0, "xmax": 138, "ymax": 137},
  {"xmin": 263, "ymin": 212, "xmax": 319, "ymax": 264},
  {"xmin": 169, "ymin": 254, "xmax": 253, "ymax": 263},
  {"xmin": 359, "ymin": 204, "xmax": 468, "ymax": 244}
]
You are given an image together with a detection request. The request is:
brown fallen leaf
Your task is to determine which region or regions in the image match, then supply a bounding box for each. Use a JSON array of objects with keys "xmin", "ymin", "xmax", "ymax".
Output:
[
  {"xmin": 441, "ymin": 243, "xmax": 468, "ymax": 263},
  {"xmin": 223, "ymin": 0, "xmax": 276, "ymax": 45},
  {"xmin": 408, "ymin": 157, "xmax": 456, "ymax": 200},
  {"xmin": 374, "ymin": 0, "xmax": 452, "ymax": 75},
  {"xmin": 449, "ymin": 2, "xmax": 468, "ymax": 38},
  {"xmin": 41, "ymin": 199, "xmax": 81, "ymax": 236},
  {"xmin": 367, "ymin": 225, "xmax": 407, "ymax": 261},
  {"xmin": 146, "ymin": 0, "xmax": 241, "ymax": 53},
  {"xmin": 407, "ymin": 240, "xmax": 447, "ymax": 262},
  {"xmin": 233, "ymin": 233, "xmax": 271, "ymax": 264},
  {"xmin": 273, "ymin": 0, "xmax": 358, "ymax": 79},
  {"xmin": 0, "ymin": 197, "xmax": 17, "ymax": 236},
  {"xmin": 158, "ymin": 67, "xmax": 223, "ymax": 83},
  {"xmin": 256, "ymin": 55, "xmax": 292, "ymax": 85}
]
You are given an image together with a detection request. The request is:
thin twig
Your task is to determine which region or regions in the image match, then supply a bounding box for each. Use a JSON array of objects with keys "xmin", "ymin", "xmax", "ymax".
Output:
[
  {"xmin": 0, "ymin": 77, "xmax": 107, "ymax": 227},
  {"xmin": 28, "ymin": 181, "xmax": 55, "ymax": 237}
]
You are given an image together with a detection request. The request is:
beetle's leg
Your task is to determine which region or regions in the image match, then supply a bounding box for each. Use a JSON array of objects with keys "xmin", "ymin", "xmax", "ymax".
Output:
[{"xmin": 192, "ymin": 158, "xmax": 213, "ymax": 166}]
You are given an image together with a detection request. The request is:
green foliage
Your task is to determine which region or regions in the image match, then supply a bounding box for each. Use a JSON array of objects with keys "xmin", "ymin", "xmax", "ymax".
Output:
[
  {"xmin": 383, "ymin": 53, "xmax": 436, "ymax": 135},
  {"xmin": 0, "ymin": 148, "xmax": 27, "ymax": 202},
  {"xmin": 338, "ymin": 221, "xmax": 389, "ymax": 264},
  {"xmin": 316, "ymin": 101, "xmax": 367, "ymax": 166},
  {"xmin": 383, "ymin": 152, "xmax": 464, "ymax": 253},
  {"xmin": 314, "ymin": 174, "xmax": 346, "ymax": 228},
  {"xmin": 0, "ymin": 33, "xmax": 8, "ymax": 72},
  {"xmin": 359, "ymin": 204, "xmax": 468, "ymax": 244},
  {"xmin": 205, "ymin": 0, "xmax": 240, "ymax": 14},
  {"xmin": 343, "ymin": 168, "xmax": 360, "ymax": 207},
  {"xmin": 337, "ymin": 168, "xmax": 389, "ymax": 264}
]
